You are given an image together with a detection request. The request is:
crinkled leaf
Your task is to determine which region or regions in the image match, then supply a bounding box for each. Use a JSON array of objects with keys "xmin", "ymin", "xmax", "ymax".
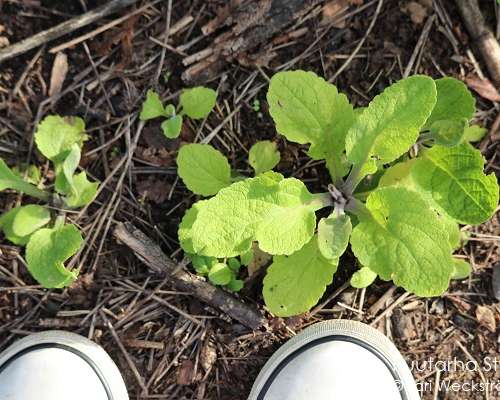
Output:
[
  {"xmin": 428, "ymin": 119, "xmax": 467, "ymax": 146},
  {"xmin": 161, "ymin": 115, "xmax": 183, "ymax": 139},
  {"xmin": 64, "ymin": 172, "xmax": 99, "ymax": 208},
  {"xmin": 208, "ymin": 263, "xmax": 232, "ymax": 285},
  {"xmin": 248, "ymin": 140, "xmax": 280, "ymax": 175},
  {"xmin": 140, "ymin": 90, "xmax": 167, "ymax": 121},
  {"xmin": 451, "ymin": 259, "xmax": 471, "ymax": 280},
  {"xmin": 263, "ymin": 236, "xmax": 338, "ymax": 317},
  {"xmin": 350, "ymin": 267, "xmax": 377, "ymax": 289},
  {"xmin": 177, "ymin": 144, "xmax": 231, "ymax": 196},
  {"xmin": 35, "ymin": 115, "xmax": 86, "ymax": 161},
  {"xmin": 350, "ymin": 187, "xmax": 454, "ymax": 296},
  {"xmin": 0, "ymin": 205, "xmax": 50, "ymax": 245},
  {"xmin": 180, "ymin": 87, "xmax": 217, "ymax": 119},
  {"xmin": 191, "ymin": 172, "xmax": 321, "ymax": 257},
  {"xmin": 412, "ymin": 143, "xmax": 499, "ymax": 224},
  {"xmin": 317, "ymin": 213, "xmax": 351, "ymax": 260},
  {"xmin": 425, "ymin": 77, "xmax": 475, "ymax": 129},
  {"xmin": 345, "ymin": 76, "xmax": 436, "ymax": 167},
  {"xmin": 267, "ymin": 71, "xmax": 355, "ymax": 179},
  {"xmin": 25, "ymin": 224, "xmax": 82, "ymax": 288},
  {"xmin": 462, "ymin": 125, "xmax": 487, "ymax": 143},
  {"xmin": 178, "ymin": 201, "xmax": 207, "ymax": 253}
]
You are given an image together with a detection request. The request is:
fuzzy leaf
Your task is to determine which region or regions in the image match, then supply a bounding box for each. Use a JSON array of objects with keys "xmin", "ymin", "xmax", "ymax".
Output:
[
  {"xmin": 263, "ymin": 236, "xmax": 338, "ymax": 317},
  {"xmin": 208, "ymin": 263, "xmax": 232, "ymax": 285},
  {"xmin": 345, "ymin": 76, "xmax": 436, "ymax": 167},
  {"xmin": 25, "ymin": 224, "xmax": 82, "ymax": 288},
  {"xmin": 248, "ymin": 140, "xmax": 280, "ymax": 175},
  {"xmin": 0, "ymin": 205, "xmax": 51, "ymax": 245},
  {"xmin": 351, "ymin": 267, "xmax": 377, "ymax": 288},
  {"xmin": 64, "ymin": 172, "xmax": 99, "ymax": 208},
  {"xmin": 267, "ymin": 71, "xmax": 355, "ymax": 177},
  {"xmin": 350, "ymin": 187, "xmax": 454, "ymax": 296},
  {"xmin": 425, "ymin": 77, "xmax": 475, "ymax": 129},
  {"xmin": 180, "ymin": 87, "xmax": 217, "ymax": 119},
  {"xmin": 35, "ymin": 115, "xmax": 86, "ymax": 161},
  {"xmin": 451, "ymin": 259, "xmax": 471, "ymax": 280},
  {"xmin": 317, "ymin": 213, "xmax": 351, "ymax": 260},
  {"xmin": 178, "ymin": 201, "xmax": 207, "ymax": 253},
  {"xmin": 428, "ymin": 119, "xmax": 467, "ymax": 146},
  {"xmin": 161, "ymin": 115, "xmax": 183, "ymax": 139},
  {"xmin": 140, "ymin": 90, "xmax": 167, "ymax": 120},
  {"xmin": 191, "ymin": 172, "xmax": 322, "ymax": 257},
  {"xmin": 177, "ymin": 144, "xmax": 231, "ymax": 196},
  {"xmin": 412, "ymin": 143, "xmax": 499, "ymax": 224}
]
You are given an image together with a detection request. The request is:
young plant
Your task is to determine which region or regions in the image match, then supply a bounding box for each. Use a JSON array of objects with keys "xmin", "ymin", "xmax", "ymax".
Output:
[
  {"xmin": 177, "ymin": 71, "xmax": 498, "ymax": 317},
  {"xmin": 0, "ymin": 115, "xmax": 99, "ymax": 288},
  {"xmin": 140, "ymin": 87, "xmax": 217, "ymax": 139}
]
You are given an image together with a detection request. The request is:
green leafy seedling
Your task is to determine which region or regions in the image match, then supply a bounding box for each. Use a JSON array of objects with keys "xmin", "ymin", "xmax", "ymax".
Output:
[
  {"xmin": 176, "ymin": 71, "xmax": 499, "ymax": 317},
  {"xmin": 140, "ymin": 87, "xmax": 217, "ymax": 139},
  {"xmin": 249, "ymin": 141, "xmax": 280, "ymax": 175},
  {"xmin": 0, "ymin": 115, "xmax": 99, "ymax": 288}
]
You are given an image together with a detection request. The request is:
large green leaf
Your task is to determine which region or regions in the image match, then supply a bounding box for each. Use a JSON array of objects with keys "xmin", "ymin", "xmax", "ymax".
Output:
[
  {"xmin": 345, "ymin": 76, "xmax": 436, "ymax": 166},
  {"xmin": 248, "ymin": 140, "xmax": 280, "ymax": 175},
  {"xmin": 177, "ymin": 144, "xmax": 231, "ymax": 196},
  {"xmin": 425, "ymin": 77, "xmax": 475, "ymax": 129},
  {"xmin": 191, "ymin": 172, "xmax": 323, "ymax": 257},
  {"xmin": 178, "ymin": 200, "xmax": 207, "ymax": 253},
  {"xmin": 34, "ymin": 115, "xmax": 86, "ymax": 161},
  {"xmin": 412, "ymin": 143, "xmax": 499, "ymax": 224},
  {"xmin": 263, "ymin": 236, "xmax": 338, "ymax": 317},
  {"xmin": 0, "ymin": 205, "xmax": 51, "ymax": 245},
  {"xmin": 350, "ymin": 187, "xmax": 454, "ymax": 296},
  {"xmin": 267, "ymin": 71, "xmax": 355, "ymax": 179},
  {"xmin": 317, "ymin": 213, "xmax": 351, "ymax": 260},
  {"xmin": 428, "ymin": 119, "xmax": 467, "ymax": 147},
  {"xmin": 180, "ymin": 87, "xmax": 217, "ymax": 119},
  {"xmin": 25, "ymin": 224, "xmax": 82, "ymax": 288}
]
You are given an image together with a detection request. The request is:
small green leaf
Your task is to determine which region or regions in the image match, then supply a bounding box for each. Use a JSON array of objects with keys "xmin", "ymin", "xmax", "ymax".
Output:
[
  {"xmin": 35, "ymin": 115, "xmax": 86, "ymax": 161},
  {"xmin": 226, "ymin": 278, "xmax": 244, "ymax": 292},
  {"xmin": 208, "ymin": 262, "xmax": 232, "ymax": 285},
  {"xmin": 179, "ymin": 87, "xmax": 217, "ymax": 119},
  {"xmin": 64, "ymin": 172, "xmax": 99, "ymax": 208},
  {"xmin": 227, "ymin": 258, "xmax": 241, "ymax": 273},
  {"xmin": 25, "ymin": 224, "xmax": 83, "ymax": 288},
  {"xmin": 350, "ymin": 187, "xmax": 454, "ymax": 296},
  {"xmin": 191, "ymin": 172, "xmax": 322, "ymax": 257},
  {"xmin": 0, "ymin": 205, "xmax": 51, "ymax": 245},
  {"xmin": 425, "ymin": 77, "xmax": 475, "ymax": 129},
  {"xmin": 428, "ymin": 119, "xmax": 467, "ymax": 146},
  {"xmin": 263, "ymin": 236, "xmax": 338, "ymax": 317},
  {"xmin": 451, "ymin": 259, "xmax": 471, "ymax": 280},
  {"xmin": 240, "ymin": 249, "xmax": 254, "ymax": 266},
  {"xmin": 248, "ymin": 140, "xmax": 280, "ymax": 175},
  {"xmin": 462, "ymin": 125, "xmax": 487, "ymax": 143},
  {"xmin": 346, "ymin": 76, "xmax": 436, "ymax": 167},
  {"xmin": 164, "ymin": 104, "xmax": 176, "ymax": 117},
  {"xmin": 13, "ymin": 164, "xmax": 41, "ymax": 185},
  {"xmin": 412, "ymin": 143, "xmax": 499, "ymax": 224},
  {"xmin": 55, "ymin": 144, "xmax": 81, "ymax": 195},
  {"xmin": 161, "ymin": 115, "xmax": 183, "ymax": 139},
  {"xmin": 190, "ymin": 254, "xmax": 214, "ymax": 276},
  {"xmin": 0, "ymin": 159, "xmax": 49, "ymax": 201},
  {"xmin": 140, "ymin": 90, "xmax": 167, "ymax": 121},
  {"xmin": 350, "ymin": 267, "xmax": 377, "ymax": 288},
  {"xmin": 177, "ymin": 144, "xmax": 231, "ymax": 196},
  {"xmin": 317, "ymin": 213, "xmax": 351, "ymax": 260},
  {"xmin": 178, "ymin": 201, "xmax": 207, "ymax": 253}
]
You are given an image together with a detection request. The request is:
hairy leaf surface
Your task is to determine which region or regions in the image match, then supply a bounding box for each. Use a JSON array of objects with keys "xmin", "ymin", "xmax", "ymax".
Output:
[
  {"xmin": 177, "ymin": 144, "xmax": 231, "ymax": 196},
  {"xmin": 263, "ymin": 236, "xmax": 338, "ymax": 316},
  {"xmin": 317, "ymin": 213, "xmax": 351, "ymax": 260},
  {"xmin": 350, "ymin": 187, "xmax": 454, "ymax": 296}
]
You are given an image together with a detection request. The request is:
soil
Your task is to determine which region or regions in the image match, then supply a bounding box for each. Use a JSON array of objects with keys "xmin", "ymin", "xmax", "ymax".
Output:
[{"xmin": 0, "ymin": 1, "xmax": 499, "ymax": 399}]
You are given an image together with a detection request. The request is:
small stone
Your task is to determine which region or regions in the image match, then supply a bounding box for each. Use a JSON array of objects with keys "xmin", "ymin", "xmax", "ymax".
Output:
[{"xmin": 492, "ymin": 264, "xmax": 500, "ymax": 301}]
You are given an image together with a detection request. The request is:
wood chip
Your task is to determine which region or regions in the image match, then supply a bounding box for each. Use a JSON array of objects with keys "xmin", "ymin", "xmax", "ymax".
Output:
[
  {"xmin": 465, "ymin": 75, "xmax": 500, "ymax": 102},
  {"xmin": 476, "ymin": 305, "xmax": 496, "ymax": 332},
  {"xmin": 401, "ymin": 1, "xmax": 428, "ymax": 25},
  {"xmin": 200, "ymin": 338, "xmax": 217, "ymax": 373},
  {"xmin": 48, "ymin": 52, "xmax": 69, "ymax": 97},
  {"xmin": 321, "ymin": 0, "xmax": 350, "ymax": 28}
]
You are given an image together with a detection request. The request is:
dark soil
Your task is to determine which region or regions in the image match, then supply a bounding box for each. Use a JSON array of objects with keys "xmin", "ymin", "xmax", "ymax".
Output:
[{"xmin": 0, "ymin": 1, "xmax": 499, "ymax": 399}]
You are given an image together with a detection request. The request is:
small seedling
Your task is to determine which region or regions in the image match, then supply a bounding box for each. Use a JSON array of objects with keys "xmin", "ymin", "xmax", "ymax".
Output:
[
  {"xmin": 140, "ymin": 87, "xmax": 217, "ymax": 139},
  {"xmin": 0, "ymin": 115, "xmax": 99, "ymax": 288},
  {"xmin": 176, "ymin": 70, "xmax": 498, "ymax": 316}
]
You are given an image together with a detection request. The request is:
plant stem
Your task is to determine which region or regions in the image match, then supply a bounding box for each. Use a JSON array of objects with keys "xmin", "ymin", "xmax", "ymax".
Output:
[
  {"xmin": 16, "ymin": 181, "xmax": 51, "ymax": 202},
  {"xmin": 345, "ymin": 197, "xmax": 372, "ymax": 220},
  {"xmin": 310, "ymin": 192, "xmax": 334, "ymax": 210},
  {"xmin": 343, "ymin": 163, "xmax": 363, "ymax": 196}
]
